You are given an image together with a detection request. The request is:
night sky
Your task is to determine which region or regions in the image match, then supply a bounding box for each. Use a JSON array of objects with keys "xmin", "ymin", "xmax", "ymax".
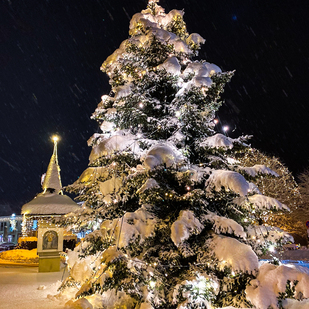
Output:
[{"xmin": 1, "ymin": 0, "xmax": 308, "ymax": 215}]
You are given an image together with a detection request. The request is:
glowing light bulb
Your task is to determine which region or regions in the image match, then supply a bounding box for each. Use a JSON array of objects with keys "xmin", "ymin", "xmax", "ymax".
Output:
[
  {"xmin": 149, "ymin": 280, "xmax": 156, "ymax": 288},
  {"xmin": 196, "ymin": 280, "xmax": 206, "ymax": 290},
  {"xmin": 214, "ymin": 119, "xmax": 219, "ymax": 124},
  {"xmin": 139, "ymin": 103, "xmax": 144, "ymax": 108},
  {"xmin": 223, "ymin": 126, "xmax": 229, "ymax": 132}
]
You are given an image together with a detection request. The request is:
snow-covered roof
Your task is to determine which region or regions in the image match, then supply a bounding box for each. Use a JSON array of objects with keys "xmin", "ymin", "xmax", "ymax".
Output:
[{"xmin": 21, "ymin": 192, "xmax": 80, "ymax": 215}]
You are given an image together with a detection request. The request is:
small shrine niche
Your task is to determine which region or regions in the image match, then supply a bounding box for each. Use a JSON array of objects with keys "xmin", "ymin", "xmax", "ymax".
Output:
[{"xmin": 42, "ymin": 230, "xmax": 58, "ymax": 250}]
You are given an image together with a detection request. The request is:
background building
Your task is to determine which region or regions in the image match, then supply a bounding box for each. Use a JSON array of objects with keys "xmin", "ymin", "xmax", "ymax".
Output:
[
  {"xmin": 21, "ymin": 136, "xmax": 80, "ymax": 249},
  {"xmin": 0, "ymin": 214, "xmax": 22, "ymax": 243}
]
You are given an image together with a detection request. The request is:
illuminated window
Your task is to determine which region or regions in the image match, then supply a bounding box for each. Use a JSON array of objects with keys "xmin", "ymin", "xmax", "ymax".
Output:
[{"xmin": 32, "ymin": 220, "xmax": 38, "ymax": 230}]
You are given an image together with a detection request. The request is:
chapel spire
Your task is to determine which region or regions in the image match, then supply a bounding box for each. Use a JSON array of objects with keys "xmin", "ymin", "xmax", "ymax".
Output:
[{"xmin": 42, "ymin": 135, "xmax": 63, "ymax": 194}]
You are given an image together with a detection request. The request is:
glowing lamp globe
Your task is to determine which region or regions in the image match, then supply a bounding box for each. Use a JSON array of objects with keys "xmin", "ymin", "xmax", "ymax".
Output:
[
  {"xmin": 52, "ymin": 135, "xmax": 59, "ymax": 142},
  {"xmin": 223, "ymin": 126, "xmax": 229, "ymax": 132}
]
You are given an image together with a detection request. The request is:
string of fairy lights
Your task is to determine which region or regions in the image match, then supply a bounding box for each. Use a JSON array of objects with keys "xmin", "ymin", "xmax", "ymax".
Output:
[
  {"xmin": 69, "ymin": 143, "xmax": 282, "ymax": 289},
  {"xmin": 63, "ymin": 112, "xmax": 284, "ymax": 267}
]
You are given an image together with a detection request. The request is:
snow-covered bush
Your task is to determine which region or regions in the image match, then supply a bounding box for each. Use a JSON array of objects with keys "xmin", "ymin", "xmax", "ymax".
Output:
[{"xmin": 0, "ymin": 248, "xmax": 38, "ymax": 263}]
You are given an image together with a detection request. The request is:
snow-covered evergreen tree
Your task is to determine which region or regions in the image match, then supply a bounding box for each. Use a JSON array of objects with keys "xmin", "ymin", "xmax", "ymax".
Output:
[{"xmin": 60, "ymin": 1, "xmax": 309, "ymax": 308}]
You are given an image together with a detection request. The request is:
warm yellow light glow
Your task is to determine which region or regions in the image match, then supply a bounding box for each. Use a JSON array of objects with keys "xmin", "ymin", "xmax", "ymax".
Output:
[
  {"xmin": 149, "ymin": 280, "xmax": 156, "ymax": 288},
  {"xmin": 52, "ymin": 135, "xmax": 59, "ymax": 142}
]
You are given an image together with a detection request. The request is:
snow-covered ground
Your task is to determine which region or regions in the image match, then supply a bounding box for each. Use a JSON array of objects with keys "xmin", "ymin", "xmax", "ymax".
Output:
[
  {"xmin": 0, "ymin": 265, "xmax": 66, "ymax": 309},
  {"xmin": 1, "ymin": 262, "xmax": 309, "ymax": 309}
]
